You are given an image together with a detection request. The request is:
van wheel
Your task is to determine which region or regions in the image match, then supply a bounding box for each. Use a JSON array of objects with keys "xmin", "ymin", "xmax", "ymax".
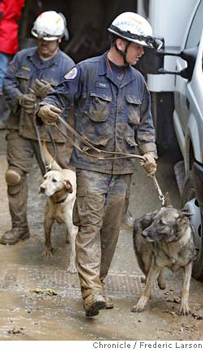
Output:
[{"xmin": 181, "ymin": 176, "xmax": 203, "ymax": 280}]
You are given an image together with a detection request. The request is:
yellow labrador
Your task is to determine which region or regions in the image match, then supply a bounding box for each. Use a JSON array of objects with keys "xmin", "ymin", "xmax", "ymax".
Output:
[{"xmin": 39, "ymin": 143, "xmax": 78, "ymax": 274}]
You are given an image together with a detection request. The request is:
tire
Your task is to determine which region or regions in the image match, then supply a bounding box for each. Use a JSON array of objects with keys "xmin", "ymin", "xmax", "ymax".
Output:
[
  {"xmin": 181, "ymin": 176, "xmax": 203, "ymax": 280},
  {"xmin": 181, "ymin": 176, "xmax": 196, "ymax": 206}
]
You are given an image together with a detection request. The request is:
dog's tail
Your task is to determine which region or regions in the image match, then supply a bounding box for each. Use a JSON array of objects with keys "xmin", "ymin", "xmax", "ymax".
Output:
[{"xmin": 42, "ymin": 141, "xmax": 62, "ymax": 171}]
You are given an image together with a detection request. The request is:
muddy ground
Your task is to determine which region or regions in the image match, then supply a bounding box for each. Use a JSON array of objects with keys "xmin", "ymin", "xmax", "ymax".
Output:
[{"xmin": 0, "ymin": 129, "xmax": 203, "ymax": 342}]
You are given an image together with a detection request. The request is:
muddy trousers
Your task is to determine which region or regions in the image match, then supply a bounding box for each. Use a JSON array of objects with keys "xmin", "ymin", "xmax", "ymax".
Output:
[
  {"xmin": 6, "ymin": 131, "xmax": 70, "ymax": 230},
  {"xmin": 73, "ymin": 169, "xmax": 132, "ymax": 299}
]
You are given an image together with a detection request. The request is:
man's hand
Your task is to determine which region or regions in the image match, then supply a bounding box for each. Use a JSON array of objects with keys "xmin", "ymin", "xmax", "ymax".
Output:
[
  {"xmin": 32, "ymin": 79, "xmax": 53, "ymax": 99},
  {"xmin": 140, "ymin": 152, "xmax": 157, "ymax": 177},
  {"xmin": 18, "ymin": 93, "xmax": 36, "ymax": 114},
  {"xmin": 37, "ymin": 104, "xmax": 62, "ymax": 125}
]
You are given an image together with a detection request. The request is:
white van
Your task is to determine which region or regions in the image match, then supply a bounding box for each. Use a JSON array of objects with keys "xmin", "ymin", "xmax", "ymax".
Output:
[
  {"xmin": 173, "ymin": 0, "xmax": 203, "ymax": 279},
  {"xmin": 138, "ymin": 0, "xmax": 203, "ymax": 280}
]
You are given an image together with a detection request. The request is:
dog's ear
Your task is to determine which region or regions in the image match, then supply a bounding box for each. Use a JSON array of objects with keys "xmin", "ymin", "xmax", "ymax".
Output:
[
  {"xmin": 163, "ymin": 192, "xmax": 173, "ymax": 208},
  {"xmin": 177, "ymin": 210, "xmax": 193, "ymax": 228},
  {"xmin": 179, "ymin": 210, "xmax": 193, "ymax": 218},
  {"xmin": 64, "ymin": 180, "xmax": 73, "ymax": 193}
]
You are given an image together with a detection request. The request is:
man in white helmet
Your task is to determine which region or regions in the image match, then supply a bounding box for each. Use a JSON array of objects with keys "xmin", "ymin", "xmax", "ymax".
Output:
[
  {"xmin": 37, "ymin": 12, "xmax": 160, "ymax": 317},
  {"xmin": 0, "ymin": 11, "xmax": 74, "ymax": 245}
]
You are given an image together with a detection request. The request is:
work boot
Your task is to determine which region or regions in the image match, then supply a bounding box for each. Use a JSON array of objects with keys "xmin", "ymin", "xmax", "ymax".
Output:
[
  {"xmin": 84, "ymin": 294, "xmax": 107, "ymax": 317},
  {"xmin": 0, "ymin": 227, "xmax": 30, "ymax": 245}
]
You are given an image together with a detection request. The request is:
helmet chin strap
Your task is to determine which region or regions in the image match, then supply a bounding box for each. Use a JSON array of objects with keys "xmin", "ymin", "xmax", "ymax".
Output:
[{"xmin": 114, "ymin": 41, "xmax": 131, "ymax": 66}]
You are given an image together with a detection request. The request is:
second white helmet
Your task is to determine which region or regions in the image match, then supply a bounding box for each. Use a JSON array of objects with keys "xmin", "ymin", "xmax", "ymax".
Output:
[
  {"xmin": 31, "ymin": 11, "xmax": 68, "ymax": 41},
  {"xmin": 108, "ymin": 12, "xmax": 161, "ymax": 49}
]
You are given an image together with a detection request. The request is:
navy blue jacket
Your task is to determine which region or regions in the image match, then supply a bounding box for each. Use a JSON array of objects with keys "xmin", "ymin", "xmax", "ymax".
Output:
[
  {"xmin": 3, "ymin": 47, "xmax": 74, "ymax": 142},
  {"xmin": 42, "ymin": 52, "xmax": 157, "ymax": 174}
]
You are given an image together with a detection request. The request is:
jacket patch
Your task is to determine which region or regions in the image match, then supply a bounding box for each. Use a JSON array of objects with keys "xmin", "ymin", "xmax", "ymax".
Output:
[
  {"xmin": 22, "ymin": 66, "xmax": 31, "ymax": 71},
  {"xmin": 64, "ymin": 67, "xmax": 77, "ymax": 80},
  {"xmin": 95, "ymin": 81, "xmax": 109, "ymax": 89}
]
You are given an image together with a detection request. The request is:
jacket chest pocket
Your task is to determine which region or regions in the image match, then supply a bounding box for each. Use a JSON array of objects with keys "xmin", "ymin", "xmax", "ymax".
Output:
[
  {"xmin": 16, "ymin": 72, "xmax": 31, "ymax": 93},
  {"xmin": 126, "ymin": 95, "xmax": 141, "ymax": 125},
  {"xmin": 88, "ymin": 92, "xmax": 112, "ymax": 122}
]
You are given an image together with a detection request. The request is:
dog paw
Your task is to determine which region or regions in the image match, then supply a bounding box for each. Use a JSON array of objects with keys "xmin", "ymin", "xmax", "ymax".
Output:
[
  {"xmin": 131, "ymin": 305, "xmax": 144, "ymax": 313},
  {"xmin": 178, "ymin": 305, "xmax": 191, "ymax": 316},
  {"xmin": 44, "ymin": 247, "xmax": 55, "ymax": 259},
  {"xmin": 67, "ymin": 265, "xmax": 77, "ymax": 274}
]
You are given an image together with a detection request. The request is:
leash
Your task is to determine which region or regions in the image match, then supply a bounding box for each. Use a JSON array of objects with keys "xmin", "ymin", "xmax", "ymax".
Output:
[
  {"xmin": 35, "ymin": 123, "xmax": 58, "ymax": 174},
  {"xmin": 152, "ymin": 176, "xmax": 165, "ymax": 205},
  {"xmin": 35, "ymin": 124, "xmax": 47, "ymax": 175},
  {"xmin": 33, "ymin": 95, "xmax": 58, "ymax": 174},
  {"xmin": 55, "ymin": 116, "xmax": 144, "ymax": 160},
  {"xmin": 44, "ymin": 115, "xmax": 165, "ymax": 204}
]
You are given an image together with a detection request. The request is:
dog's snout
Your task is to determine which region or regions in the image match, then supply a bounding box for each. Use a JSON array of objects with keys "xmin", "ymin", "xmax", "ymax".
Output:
[{"xmin": 39, "ymin": 186, "xmax": 45, "ymax": 194}]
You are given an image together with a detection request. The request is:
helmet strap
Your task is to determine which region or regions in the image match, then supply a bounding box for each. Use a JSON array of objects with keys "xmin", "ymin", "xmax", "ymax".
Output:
[{"xmin": 114, "ymin": 40, "xmax": 131, "ymax": 66}]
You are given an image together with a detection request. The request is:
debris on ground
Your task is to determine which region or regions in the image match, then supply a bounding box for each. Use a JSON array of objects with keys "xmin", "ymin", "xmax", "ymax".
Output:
[
  {"xmin": 30, "ymin": 288, "xmax": 58, "ymax": 296},
  {"xmin": 8, "ymin": 327, "xmax": 25, "ymax": 335}
]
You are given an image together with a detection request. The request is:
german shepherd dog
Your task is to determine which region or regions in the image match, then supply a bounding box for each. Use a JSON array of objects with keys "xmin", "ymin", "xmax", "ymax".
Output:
[{"xmin": 132, "ymin": 195, "xmax": 196, "ymax": 315}]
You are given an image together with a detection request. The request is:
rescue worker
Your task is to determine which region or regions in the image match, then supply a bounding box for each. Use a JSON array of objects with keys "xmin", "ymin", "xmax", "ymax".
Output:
[
  {"xmin": 37, "ymin": 12, "xmax": 160, "ymax": 316},
  {"xmin": 0, "ymin": 0, "xmax": 25, "ymax": 129},
  {"xmin": 0, "ymin": 11, "xmax": 74, "ymax": 245}
]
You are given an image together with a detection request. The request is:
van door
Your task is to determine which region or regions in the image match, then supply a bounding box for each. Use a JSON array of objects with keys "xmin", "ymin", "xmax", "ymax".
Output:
[{"xmin": 174, "ymin": 0, "xmax": 203, "ymax": 146}]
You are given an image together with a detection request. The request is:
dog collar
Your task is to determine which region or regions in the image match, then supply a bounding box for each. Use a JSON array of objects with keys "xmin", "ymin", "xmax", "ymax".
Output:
[{"xmin": 54, "ymin": 194, "xmax": 68, "ymax": 204}]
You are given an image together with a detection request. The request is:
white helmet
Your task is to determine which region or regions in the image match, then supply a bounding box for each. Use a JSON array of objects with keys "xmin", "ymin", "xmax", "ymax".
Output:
[
  {"xmin": 31, "ymin": 11, "xmax": 69, "ymax": 41},
  {"xmin": 108, "ymin": 12, "xmax": 162, "ymax": 49}
]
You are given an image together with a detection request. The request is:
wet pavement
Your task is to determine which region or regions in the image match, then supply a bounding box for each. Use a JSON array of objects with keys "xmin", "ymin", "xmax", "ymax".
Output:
[{"xmin": 0, "ymin": 129, "xmax": 203, "ymax": 341}]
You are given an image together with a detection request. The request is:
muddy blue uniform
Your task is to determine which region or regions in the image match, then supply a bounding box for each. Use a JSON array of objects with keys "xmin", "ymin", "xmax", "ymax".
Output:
[
  {"xmin": 2, "ymin": 46, "xmax": 74, "ymax": 234},
  {"xmin": 4, "ymin": 47, "xmax": 74, "ymax": 142},
  {"xmin": 41, "ymin": 51, "xmax": 157, "ymax": 301},
  {"xmin": 42, "ymin": 52, "xmax": 157, "ymax": 174}
]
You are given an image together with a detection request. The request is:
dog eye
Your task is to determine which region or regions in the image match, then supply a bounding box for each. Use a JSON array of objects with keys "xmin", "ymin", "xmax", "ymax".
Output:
[{"xmin": 52, "ymin": 178, "xmax": 57, "ymax": 182}]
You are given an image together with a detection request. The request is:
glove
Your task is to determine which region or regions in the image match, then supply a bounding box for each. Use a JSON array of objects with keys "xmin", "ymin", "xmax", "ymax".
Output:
[
  {"xmin": 32, "ymin": 79, "xmax": 53, "ymax": 99},
  {"xmin": 18, "ymin": 93, "xmax": 36, "ymax": 114},
  {"xmin": 37, "ymin": 104, "xmax": 62, "ymax": 125},
  {"xmin": 140, "ymin": 152, "xmax": 157, "ymax": 177}
]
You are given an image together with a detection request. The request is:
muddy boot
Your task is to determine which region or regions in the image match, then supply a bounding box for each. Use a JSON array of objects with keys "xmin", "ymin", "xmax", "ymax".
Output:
[
  {"xmin": 0, "ymin": 227, "xmax": 30, "ymax": 245},
  {"xmin": 84, "ymin": 294, "xmax": 107, "ymax": 317}
]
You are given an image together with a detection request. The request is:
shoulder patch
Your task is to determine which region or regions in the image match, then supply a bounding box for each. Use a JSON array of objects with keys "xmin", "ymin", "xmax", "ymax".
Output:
[{"xmin": 64, "ymin": 67, "xmax": 77, "ymax": 80}]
